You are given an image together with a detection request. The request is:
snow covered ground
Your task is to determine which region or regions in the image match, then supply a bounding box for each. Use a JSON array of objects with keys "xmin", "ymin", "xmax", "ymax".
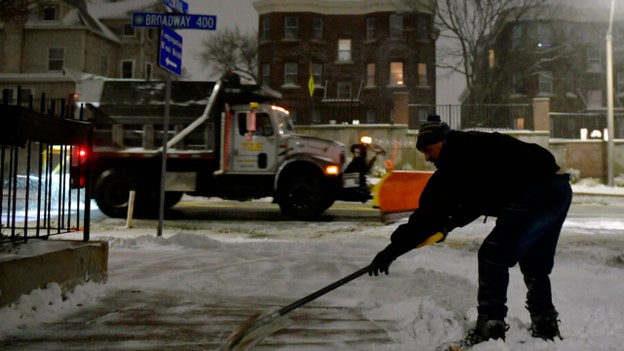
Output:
[{"xmin": 1, "ymin": 182, "xmax": 623, "ymax": 351}]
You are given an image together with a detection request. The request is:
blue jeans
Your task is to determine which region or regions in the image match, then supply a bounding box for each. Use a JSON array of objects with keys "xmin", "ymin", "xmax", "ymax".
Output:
[{"xmin": 477, "ymin": 174, "xmax": 572, "ymax": 320}]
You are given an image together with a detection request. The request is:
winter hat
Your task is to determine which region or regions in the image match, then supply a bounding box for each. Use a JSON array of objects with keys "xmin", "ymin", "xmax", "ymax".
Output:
[{"xmin": 416, "ymin": 115, "xmax": 451, "ymax": 151}]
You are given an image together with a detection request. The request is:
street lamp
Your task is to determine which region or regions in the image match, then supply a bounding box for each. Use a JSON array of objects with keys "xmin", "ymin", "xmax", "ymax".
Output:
[{"xmin": 606, "ymin": 0, "xmax": 615, "ymax": 186}]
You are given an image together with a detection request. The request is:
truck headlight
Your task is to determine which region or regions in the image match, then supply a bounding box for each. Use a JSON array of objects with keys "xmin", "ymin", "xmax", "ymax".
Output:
[{"xmin": 325, "ymin": 165, "xmax": 339, "ymax": 175}]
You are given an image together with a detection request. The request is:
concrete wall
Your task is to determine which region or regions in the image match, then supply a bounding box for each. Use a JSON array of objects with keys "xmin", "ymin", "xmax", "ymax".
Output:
[{"xmin": 0, "ymin": 241, "xmax": 108, "ymax": 308}]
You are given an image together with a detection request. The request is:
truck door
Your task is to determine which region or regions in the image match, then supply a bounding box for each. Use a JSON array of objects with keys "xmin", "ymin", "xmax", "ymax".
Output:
[{"xmin": 230, "ymin": 110, "xmax": 278, "ymax": 173}]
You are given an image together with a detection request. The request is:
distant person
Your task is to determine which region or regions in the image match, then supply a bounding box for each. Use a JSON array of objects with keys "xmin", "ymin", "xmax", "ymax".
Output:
[{"xmin": 368, "ymin": 115, "xmax": 572, "ymax": 349}]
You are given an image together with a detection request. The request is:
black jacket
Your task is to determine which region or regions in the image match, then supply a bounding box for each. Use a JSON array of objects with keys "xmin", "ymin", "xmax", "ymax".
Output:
[{"xmin": 386, "ymin": 131, "xmax": 561, "ymax": 258}]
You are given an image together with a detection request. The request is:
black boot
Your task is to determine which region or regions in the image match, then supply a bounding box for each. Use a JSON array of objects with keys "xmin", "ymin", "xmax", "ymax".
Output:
[
  {"xmin": 529, "ymin": 313, "xmax": 562, "ymax": 340},
  {"xmin": 442, "ymin": 315, "xmax": 509, "ymax": 350}
]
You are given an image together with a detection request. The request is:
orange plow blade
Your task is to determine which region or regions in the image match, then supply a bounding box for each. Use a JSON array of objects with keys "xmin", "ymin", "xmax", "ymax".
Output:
[{"xmin": 372, "ymin": 170, "xmax": 433, "ymax": 214}]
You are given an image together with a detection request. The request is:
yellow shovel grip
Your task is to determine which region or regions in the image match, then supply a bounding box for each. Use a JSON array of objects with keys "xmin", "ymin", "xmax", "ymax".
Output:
[{"xmin": 416, "ymin": 231, "xmax": 445, "ymax": 249}]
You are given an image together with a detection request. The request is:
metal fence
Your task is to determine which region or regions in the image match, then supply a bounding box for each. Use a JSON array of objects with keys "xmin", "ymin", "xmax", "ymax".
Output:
[
  {"xmin": 408, "ymin": 104, "xmax": 533, "ymax": 131},
  {"xmin": 550, "ymin": 112, "xmax": 624, "ymax": 139},
  {"xmin": 1, "ymin": 93, "xmax": 91, "ymax": 245}
]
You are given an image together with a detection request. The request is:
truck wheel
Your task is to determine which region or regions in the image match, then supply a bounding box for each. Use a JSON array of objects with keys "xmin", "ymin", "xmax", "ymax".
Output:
[
  {"xmin": 94, "ymin": 169, "xmax": 134, "ymax": 218},
  {"xmin": 277, "ymin": 176, "xmax": 329, "ymax": 219}
]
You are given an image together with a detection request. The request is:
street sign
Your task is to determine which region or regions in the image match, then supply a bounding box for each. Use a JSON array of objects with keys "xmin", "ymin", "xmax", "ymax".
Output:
[
  {"xmin": 163, "ymin": 0, "xmax": 188, "ymax": 13},
  {"xmin": 132, "ymin": 12, "xmax": 216, "ymax": 30},
  {"xmin": 159, "ymin": 25, "xmax": 182, "ymax": 76}
]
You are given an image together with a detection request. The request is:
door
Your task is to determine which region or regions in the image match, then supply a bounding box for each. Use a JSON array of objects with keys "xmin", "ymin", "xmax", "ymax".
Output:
[{"xmin": 230, "ymin": 110, "xmax": 278, "ymax": 173}]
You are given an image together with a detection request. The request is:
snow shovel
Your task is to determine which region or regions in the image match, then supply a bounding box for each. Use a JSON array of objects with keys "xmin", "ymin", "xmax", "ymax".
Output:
[{"xmin": 220, "ymin": 231, "xmax": 445, "ymax": 351}]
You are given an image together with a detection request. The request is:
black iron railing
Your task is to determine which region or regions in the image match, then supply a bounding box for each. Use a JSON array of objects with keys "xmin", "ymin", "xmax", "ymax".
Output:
[{"xmin": 1, "ymin": 90, "xmax": 91, "ymax": 245}]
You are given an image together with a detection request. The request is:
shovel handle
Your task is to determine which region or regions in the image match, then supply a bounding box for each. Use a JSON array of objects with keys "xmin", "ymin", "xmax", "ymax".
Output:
[
  {"xmin": 275, "ymin": 232, "xmax": 444, "ymax": 318},
  {"xmin": 277, "ymin": 265, "xmax": 370, "ymax": 316}
]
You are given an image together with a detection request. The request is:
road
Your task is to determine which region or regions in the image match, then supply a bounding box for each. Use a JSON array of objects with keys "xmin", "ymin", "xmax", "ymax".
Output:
[{"xmin": 143, "ymin": 197, "xmax": 624, "ymax": 222}]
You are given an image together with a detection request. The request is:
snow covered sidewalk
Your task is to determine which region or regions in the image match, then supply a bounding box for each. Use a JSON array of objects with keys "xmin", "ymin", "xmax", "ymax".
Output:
[{"xmin": 1, "ymin": 200, "xmax": 623, "ymax": 351}]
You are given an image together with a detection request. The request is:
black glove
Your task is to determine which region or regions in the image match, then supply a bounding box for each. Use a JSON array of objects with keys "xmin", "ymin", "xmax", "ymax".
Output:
[{"xmin": 368, "ymin": 249, "xmax": 396, "ymax": 276}]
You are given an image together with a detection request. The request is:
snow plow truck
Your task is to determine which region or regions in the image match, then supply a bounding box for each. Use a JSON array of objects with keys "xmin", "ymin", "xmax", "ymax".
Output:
[{"xmin": 70, "ymin": 72, "xmax": 383, "ymax": 219}]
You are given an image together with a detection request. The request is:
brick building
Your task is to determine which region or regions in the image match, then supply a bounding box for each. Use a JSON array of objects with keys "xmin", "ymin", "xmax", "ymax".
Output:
[
  {"xmin": 470, "ymin": 5, "xmax": 624, "ymax": 113},
  {"xmin": 253, "ymin": 0, "xmax": 437, "ymax": 125}
]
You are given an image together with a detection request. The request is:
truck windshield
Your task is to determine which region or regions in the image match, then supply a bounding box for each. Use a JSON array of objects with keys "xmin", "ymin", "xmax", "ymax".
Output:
[{"xmin": 275, "ymin": 110, "xmax": 296, "ymax": 135}]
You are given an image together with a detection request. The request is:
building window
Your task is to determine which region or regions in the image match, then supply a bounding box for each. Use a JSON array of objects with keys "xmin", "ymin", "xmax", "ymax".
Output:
[
  {"xmin": 389, "ymin": 14, "xmax": 403, "ymax": 39},
  {"xmin": 261, "ymin": 17, "xmax": 270, "ymax": 41},
  {"xmin": 262, "ymin": 63, "xmax": 270, "ymax": 85},
  {"xmin": 100, "ymin": 56, "xmax": 108, "ymax": 76},
  {"xmin": 416, "ymin": 16, "xmax": 429, "ymax": 41},
  {"xmin": 48, "ymin": 48, "xmax": 64, "ymax": 71},
  {"xmin": 389, "ymin": 62, "xmax": 404, "ymax": 85},
  {"xmin": 146, "ymin": 63, "xmax": 153, "ymax": 80},
  {"xmin": 366, "ymin": 17, "xmax": 375, "ymax": 40},
  {"xmin": 284, "ymin": 62, "xmax": 298, "ymax": 85},
  {"xmin": 338, "ymin": 39, "xmax": 351, "ymax": 61},
  {"xmin": 488, "ymin": 49, "xmax": 496, "ymax": 69},
  {"xmin": 565, "ymin": 71, "xmax": 575, "ymax": 94},
  {"xmin": 43, "ymin": 7, "xmax": 57, "ymax": 20},
  {"xmin": 512, "ymin": 24, "xmax": 522, "ymax": 50},
  {"xmin": 536, "ymin": 23, "xmax": 552, "ymax": 48},
  {"xmin": 538, "ymin": 71, "xmax": 553, "ymax": 94},
  {"xmin": 512, "ymin": 73, "xmax": 525, "ymax": 95},
  {"xmin": 587, "ymin": 49, "xmax": 602, "ymax": 72},
  {"xmin": 366, "ymin": 63, "xmax": 375, "ymax": 86},
  {"xmin": 418, "ymin": 63, "xmax": 427, "ymax": 86},
  {"xmin": 337, "ymin": 82, "xmax": 352, "ymax": 99},
  {"xmin": 311, "ymin": 63, "xmax": 323, "ymax": 86},
  {"xmin": 122, "ymin": 60, "xmax": 134, "ymax": 78},
  {"xmin": 617, "ymin": 72, "xmax": 624, "ymax": 94},
  {"xmin": 284, "ymin": 16, "xmax": 298, "ymax": 39},
  {"xmin": 123, "ymin": 23, "xmax": 135, "ymax": 37},
  {"xmin": 312, "ymin": 17, "xmax": 323, "ymax": 40},
  {"xmin": 366, "ymin": 109, "xmax": 375, "ymax": 123}
]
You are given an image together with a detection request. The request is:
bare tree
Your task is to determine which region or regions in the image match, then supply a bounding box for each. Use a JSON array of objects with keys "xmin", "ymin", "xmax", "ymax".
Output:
[
  {"xmin": 197, "ymin": 26, "xmax": 258, "ymax": 82},
  {"xmin": 401, "ymin": 0, "xmax": 563, "ymax": 102},
  {"xmin": 0, "ymin": 0, "xmax": 38, "ymax": 22}
]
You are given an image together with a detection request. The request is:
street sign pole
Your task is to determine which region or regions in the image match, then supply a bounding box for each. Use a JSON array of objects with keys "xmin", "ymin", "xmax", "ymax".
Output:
[
  {"xmin": 157, "ymin": 72, "xmax": 172, "ymax": 237},
  {"xmin": 132, "ymin": 4, "xmax": 216, "ymax": 237}
]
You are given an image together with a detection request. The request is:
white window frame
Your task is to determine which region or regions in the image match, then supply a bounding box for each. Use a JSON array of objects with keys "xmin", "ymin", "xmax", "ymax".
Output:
[
  {"xmin": 418, "ymin": 63, "xmax": 427, "ymax": 86},
  {"xmin": 389, "ymin": 14, "xmax": 403, "ymax": 39},
  {"xmin": 617, "ymin": 72, "xmax": 624, "ymax": 95},
  {"xmin": 366, "ymin": 17, "xmax": 375, "ymax": 41},
  {"xmin": 366, "ymin": 63, "xmax": 375, "ymax": 87},
  {"xmin": 284, "ymin": 62, "xmax": 298, "ymax": 86},
  {"xmin": 337, "ymin": 82, "xmax": 352, "ymax": 99},
  {"xmin": 338, "ymin": 39, "xmax": 351, "ymax": 62},
  {"xmin": 538, "ymin": 71, "xmax": 553, "ymax": 95},
  {"xmin": 311, "ymin": 63, "xmax": 323, "ymax": 86},
  {"xmin": 48, "ymin": 47, "xmax": 64, "ymax": 71},
  {"xmin": 262, "ymin": 63, "xmax": 270, "ymax": 86},
  {"xmin": 587, "ymin": 49, "xmax": 602, "ymax": 73},
  {"xmin": 284, "ymin": 16, "xmax": 298, "ymax": 39},
  {"xmin": 389, "ymin": 62, "xmax": 404, "ymax": 85},
  {"xmin": 261, "ymin": 17, "xmax": 271, "ymax": 41},
  {"xmin": 312, "ymin": 17, "xmax": 323, "ymax": 41},
  {"xmin": 512, "ymin": 24, "xmax": 522, "ymax": 50}
]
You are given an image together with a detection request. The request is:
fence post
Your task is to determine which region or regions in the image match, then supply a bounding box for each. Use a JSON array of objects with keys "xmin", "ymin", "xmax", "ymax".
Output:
[
  {"xmin": 533, "ymin": 97, "xmax": 551, "ymax": 132},
  {"xmin": 126, "ymin": 190, "xmax": 136, "ymax": 228}
]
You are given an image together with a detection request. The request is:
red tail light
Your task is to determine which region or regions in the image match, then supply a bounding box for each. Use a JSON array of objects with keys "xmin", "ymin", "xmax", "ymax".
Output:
[{"xmin": 71, "ymin": 145, "xmax": 89, "ymax": 188}]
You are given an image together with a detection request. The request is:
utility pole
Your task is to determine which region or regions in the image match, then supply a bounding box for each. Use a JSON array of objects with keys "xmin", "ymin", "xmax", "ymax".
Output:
[{"xmin": 606, "ymin": 0, "xmax": 615, "ymax": 187}]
